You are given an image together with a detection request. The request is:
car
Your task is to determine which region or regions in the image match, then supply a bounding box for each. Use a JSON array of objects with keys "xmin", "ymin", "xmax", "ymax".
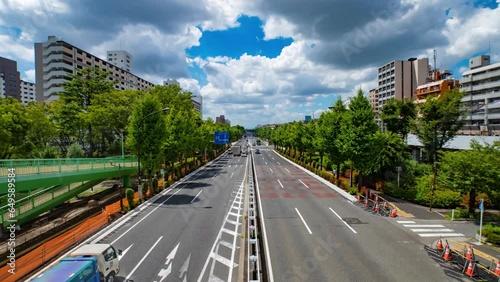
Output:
[
  {"xmin": 241, "ymin": 151, "xmax": 247, "ymax": 157},
  {"xmin": 228, "ymin": 148, "xmax": 232, "ymax": 154},
  {"xmin": 255, "ymin": 149, "xmax": 260, "ymax": 154}
]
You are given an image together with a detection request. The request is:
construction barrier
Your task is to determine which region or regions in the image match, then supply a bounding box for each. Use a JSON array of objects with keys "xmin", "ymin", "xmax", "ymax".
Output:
[{"xmin": 0, "ymin": 211, "xmax": 109, "ymax": 282}]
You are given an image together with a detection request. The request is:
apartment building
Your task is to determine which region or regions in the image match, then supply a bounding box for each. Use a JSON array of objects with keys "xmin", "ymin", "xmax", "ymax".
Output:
[
  {"xmin": 216, "ymin": 115, "xmax": 226, "ymax": 124},
  {"xmin": 0, "ymin": 56, "xmax": 21, "ymax": 101},
  {"xmin": 35, "ymin": 36, "xmax": 155, "ymax": 102},
  {"xmin": 375, "ymin": 58, "xmax": 429, "ymax": 128},
  {"xmin": 460, "ymin": 55, "xmax": 500, "ymax": 135},
  {"xmin": 415, "ymin": 69, "xmax": 460, "ymax": 104},
  {"xmin": 368, "ymin": 88, "xmax": 379, "ymax": 124},
  {"xmin": 107, "ymin": 50, "xmax": 132, "ymax": 72},
  {"xmin": 20, "ymin": 80, "xmax": 36, "ymax": 104},
  {"xmin": 163, "ymin": 79, "xmax": 180, "ymax": 87}
]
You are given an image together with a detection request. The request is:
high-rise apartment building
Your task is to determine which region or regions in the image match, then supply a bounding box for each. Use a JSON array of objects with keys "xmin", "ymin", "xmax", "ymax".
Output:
[
  {"xmin": 460, "ymin": 55, "xmax": 500, "ymax": 135},
  {"xmin": 107, "ymin": 50, "xmax": 132, "ymax": 72},
  {"xmin": 368, "ymin": 88, "xmax": 379, "ymax": 124},
  {"xmin": 216, "ymin": 115, "xmax": 226, "ymax": 124},
  {"xmin": 0, "ymin": 56, "xmax": 21, "ymax": 101},
  {"xmin": 163, "ymin": 79, "xmax": 180, "ymax": 87},
  {"xmin": 375, "ymin": 58, "xmax": 429, "ymax": 128},
  {"xmin": 415, "ymin": 69, "xmax": 460, "ymax": 104},
  {"xmin": 20, "ymin": 80, "xmax": 36, "ymax": 104},
  {"xmin": 35, "ymin": 36, "xmax": 154, "ymax": 102}
]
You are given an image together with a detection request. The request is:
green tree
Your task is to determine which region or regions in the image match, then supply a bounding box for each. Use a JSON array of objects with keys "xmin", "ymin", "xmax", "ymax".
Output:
[
  {"xmin": 413, "ymin": 89, "xmax": 465, "ymax": 164},
  {"xmin": 372, "ymin": 131, "xmax": 410, "ymax": 180},
  {"xmin": 66, "ymin": 143, "xmax": 85, "ymax": 158},
  {"xmin": 380, "ymin": 98, "xmax": 416, "ymax": 140},
  {"xmin": 25, "ymin": 102, "xmax": 57, "ymax": 158},
  {"xmin": 317, "ymin": 98, "xmax": 347, "ymax": 180},
  {"xmin": 127, "ymin": 94, "xmax": 167, "ymax": 192},
  {"xmin": 59, "ymin": 67, "xmax": 115, "ymax": 157},
  {"xmin": 338, "ymin": 89, "xmax": 379, "ymax": 189},
  {"xmin": 438, "ymin": 140, "xmax": 500, "ymax": 213},
  {"xmin": 0, "ymin": 97, "xmax": 33, "ymax": 158}
]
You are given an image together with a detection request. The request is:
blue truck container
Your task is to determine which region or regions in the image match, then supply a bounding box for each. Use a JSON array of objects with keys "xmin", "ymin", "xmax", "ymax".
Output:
[{"xmin": 32, "ymin": 257, "xmax": 100, "ymax": 282}]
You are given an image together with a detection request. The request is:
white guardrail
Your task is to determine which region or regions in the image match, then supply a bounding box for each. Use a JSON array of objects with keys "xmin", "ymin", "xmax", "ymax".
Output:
[{"xmin": 247, "ymin": 153, "xmax": 261, "ymax": 281}]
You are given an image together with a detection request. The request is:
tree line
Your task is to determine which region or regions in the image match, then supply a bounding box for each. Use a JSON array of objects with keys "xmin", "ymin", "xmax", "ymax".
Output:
[{"xmin": 256, "ymin": 89, "xmax": 500, "ymax": 212}]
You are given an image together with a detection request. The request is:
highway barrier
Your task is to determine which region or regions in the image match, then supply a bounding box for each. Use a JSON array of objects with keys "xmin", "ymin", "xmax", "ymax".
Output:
[
  {"xmin": 358, "ymin": 192, "xmax": 392, "ymax": 217},
  {"xmin": 0, "ymin": 211, "xmax": 109, "ymax": 282},
  {"xmin": 247, "ymin": 153, "xmax": 261, "ymax": 282}
]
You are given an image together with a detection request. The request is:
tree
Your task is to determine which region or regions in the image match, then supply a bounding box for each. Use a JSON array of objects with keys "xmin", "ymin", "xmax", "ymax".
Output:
[
  {"xmin": 372, "ymin": 131, "xmax": 410, "ymax": 181},
  {"xmin": 0, "ymin": 97, "xmax": 32, "ymax": 158},
  {"xmin": 25, "ymin": 102, "xmax": 57, "ymax": 158},
  {"xmin": 380, "ymin": 98, "xmax": 416, "ymax": 140},
  {"xmin": 127, "ymin": 94, "xmax": 167, "ymax": 191},
  {"xmin": 438, "ymin": 141, "xmax": 500, "ymax": 213},
  {"xmin": 317, "ymin": 98, "xmax": 347, "ymax": 180},
  {"xmin": 338, "ymin": 89, "xmax": 379, "ymax": 190},
  {"xmin": 413, "ymin": 89, "xmax": 465, "ymax": 164},
  {"xmin": 59, "ymin": 67, "xmax": 115, "ymax": 157}
]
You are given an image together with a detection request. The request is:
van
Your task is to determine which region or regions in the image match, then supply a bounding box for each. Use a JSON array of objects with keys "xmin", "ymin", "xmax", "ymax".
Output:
[{"xmin": 69, "ymin": 244, "xmax": 120, "ymax": 282}]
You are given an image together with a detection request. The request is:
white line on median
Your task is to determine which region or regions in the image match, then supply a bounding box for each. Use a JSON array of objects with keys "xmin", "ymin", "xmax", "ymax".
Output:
[
  {"xmin": 269, "ymin": 168, "xmax": 274, "ymax": 173},
  {"xmin": 126, "ymin": 236, "xmax": 163, "ymax": 280},
  {"xmin": 191, "ymin": 190, "xmax": 203, "ymax": 204},
  {"xmin": 329, "ymin": 207, "xmax": 357, "ymax": 234},
  {"xmin": 295, "ymin": 208, "xmax": 312, "ymax": 235},
  {"xmin": 277, "ymin": 179, "xmax": 284, "ymax": 189},
  {"xmin": 298, "ymin": 179, "xmax": 309, "ymax": 188}
]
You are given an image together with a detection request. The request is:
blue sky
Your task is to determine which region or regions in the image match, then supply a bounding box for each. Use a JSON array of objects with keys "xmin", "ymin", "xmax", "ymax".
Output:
[{"xmin": 1, "ymin": 0, "xmax": 500, "ymax": 128}]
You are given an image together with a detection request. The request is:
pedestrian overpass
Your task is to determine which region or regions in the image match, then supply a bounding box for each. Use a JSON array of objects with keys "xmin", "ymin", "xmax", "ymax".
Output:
[{"xmin": 0, "ymin": 157, "xmax": 138, "ymax": 231}]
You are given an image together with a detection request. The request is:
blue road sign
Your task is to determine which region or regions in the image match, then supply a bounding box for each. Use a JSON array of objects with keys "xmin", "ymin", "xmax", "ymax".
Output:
[{"xmin": 214, "ymin": 131, "xmax": 230, "ymax": 144}]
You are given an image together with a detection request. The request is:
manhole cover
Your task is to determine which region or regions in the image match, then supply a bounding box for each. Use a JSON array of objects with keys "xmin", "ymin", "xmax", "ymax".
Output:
[{"xmin": 343, "ymin": 218, "xmax": 362, "ymax": 224}]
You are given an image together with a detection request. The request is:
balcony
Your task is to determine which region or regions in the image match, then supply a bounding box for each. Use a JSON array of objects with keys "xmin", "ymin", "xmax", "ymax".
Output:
[{"xmin": 461, "ymin": 68, "xmax": 500, "ymax": 84}]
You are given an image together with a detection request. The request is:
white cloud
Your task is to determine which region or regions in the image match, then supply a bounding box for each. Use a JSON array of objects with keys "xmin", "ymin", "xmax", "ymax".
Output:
[
  {"xmin": 0, "ymin": 34, "xmax": 33, "ymax": 62},
  {"xmin": 262, "ymin": 16, "xmax": 295, "ymax": 40},
  {"xmin": 23, "ymin": 69, "xmax": 35, "ymax": 82}
]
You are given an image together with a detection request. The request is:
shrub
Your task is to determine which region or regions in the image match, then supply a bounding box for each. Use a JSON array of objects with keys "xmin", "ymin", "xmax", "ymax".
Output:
[
  {"xmin": 66, "ymin": 143, "xmax": 85, "ymax": 158},
  {"xmin": 152, "ymin": 178, "xmax": 159, "ymax": 194},
  {"xmin": 486, "ymin": 232, "xmax": 500, "ymax": 245},
  {"xmin": 432, "ymin": 190, "xmax": 462, "ymax": 208},
  {"xmin": 142, "ymin": 182, "xmax": 149, "ymax": 199},
  {"xmin": 348, "ymin": 185, "xmax": 358, "ymax": 195},
  {"xmin": 125, "ymin": 188, "xmax": 135, "ymax": 208}
]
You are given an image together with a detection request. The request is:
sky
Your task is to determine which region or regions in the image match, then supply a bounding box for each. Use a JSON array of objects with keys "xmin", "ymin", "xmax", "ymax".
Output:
[{"xmin": 1, "ymin": 0, "xmax": 500, "ymax": 128}]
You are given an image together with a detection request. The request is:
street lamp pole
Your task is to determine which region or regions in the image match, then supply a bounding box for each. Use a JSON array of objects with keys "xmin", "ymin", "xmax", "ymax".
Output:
[{"xmin": 137, "ymin": 107, "xmax": 170, "ymax": 186}]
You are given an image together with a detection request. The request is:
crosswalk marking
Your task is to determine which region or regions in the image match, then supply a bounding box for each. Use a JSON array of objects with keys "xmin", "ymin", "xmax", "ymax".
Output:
[
  {"xmin": 410, "ymin": 228, "xmax": 455, "ymax": 232},
  {"xmin": 403, "ymin": 224, "xmax": 445, "ymax": 228},
  {"xmin": 397, "ymin": 220, "xmax": 415, "ymax": 224},
  {"xmin": 419, "ymin": 233, "xmax": 464, "ymax": 237},
  {"xmin": 397, "ymin": 221, "xmax": 464, "ymax": 238}
]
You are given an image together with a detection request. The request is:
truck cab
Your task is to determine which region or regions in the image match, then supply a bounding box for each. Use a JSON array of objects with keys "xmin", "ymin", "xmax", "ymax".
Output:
[
  {"xmin": 69, "ymin": 244, "xmax": 120, "ymax": 282},
  {"xmin": 32, "ymin": 257, "xmax": 101, "ymax": 282}
]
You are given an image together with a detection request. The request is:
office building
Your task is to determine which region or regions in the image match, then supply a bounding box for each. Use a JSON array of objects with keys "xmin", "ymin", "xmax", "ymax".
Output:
[
  {"xmin": 107, "ymin": 50, "xmax": 132, "ymax": 72},
  {"xmin": 0, "ymin": 56, "xmax": 21, "ymax": 101},
  {"xmin": 375, "ymin": 58, "xmax": 429, "ymax": 128},
  {"xmin": 20, "ymin": 80, "xmax": 36, "ymax": 104},
  {"xmin": 35, "ymin": 36, "xmax": 155, "ymax": 102},
  {"xmin": 192, "ymin": 95, "xmax": 203, "ymax": 115},
  {"xmin": 460, "ymin": 55, "xmax": 500, "ymax": 135},
  {"xmin": 415, "ymin": 69, "xmax": 460, "ymax": 104},
  {"xmin": 216, "ymin": 115, "xmax": 226, "ymax": 124}
]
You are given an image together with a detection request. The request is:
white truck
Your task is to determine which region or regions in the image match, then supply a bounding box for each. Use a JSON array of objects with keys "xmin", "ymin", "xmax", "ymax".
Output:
[
  {"xmin": 69, "ymin": 243, "xmax": 120, "ymax": 282},
  {"xmin": 232, "ymin": 145, "xmax": 241, "ymax": 156}
]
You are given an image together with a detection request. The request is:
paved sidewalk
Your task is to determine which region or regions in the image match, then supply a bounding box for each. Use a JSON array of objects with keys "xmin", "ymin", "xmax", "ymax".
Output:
[{"xmin": 377, "ymin": 193, "xmax": 445, "ymax": 219}]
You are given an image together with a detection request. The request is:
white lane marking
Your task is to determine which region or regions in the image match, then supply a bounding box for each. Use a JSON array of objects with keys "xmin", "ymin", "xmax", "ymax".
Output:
[
  {"xmin": 179, "ymin": 253, "xmax": 191, "ymax": 279},
  {"xmin": 329, "ymin": 207, "xmax": 357, "ymax": 234},
  {"xmin": 397, "ymin": 221, "xmax": 416, "ymax": 224},
  {"xmin": 111, "ymin": 189, "xmax": 183, "ymax": 245},
  {"xmin": 411, "ymin": 229, "xmax": 455, "ymax": 232},
  {"xmin": 212, "ymin": 173, "xmax": 218, "ymax": 179},
  {"xmin": 230, "ymin": 172, "xmax": 234, "ymax": 178},
  {"xmin": 191, "ymin": 190, "xmax": 203, "ymax": 204},
  {"xmin": 118, "ymin": 244, "xmax": 133, "ymax": 260},
  {"xmin": 295, "ymin": 208, "xmax": 313, "ymax": 235},
  {"xmin": 277, "ymin": 162, "xmax": 281, "ymax": 165},
  {"xmin": 269, "ymin": 168, "xmax": 274, "ymax": 173},
  {"xmin": 277, "ymin": 179, "xmax": 284, "ymax": 189},
  {"xmin": 272, "ymin": 157, "xmax": 275, "ymax": 160},
  {"xmin": 126, "ymin": 236, "xmax": 163, "ymax": 280},
  {"xmin": 265, "ymin": 162, "xmax": 268, "ymax": 165},
  {"xmin": 419, "ymin": 233, "xmax": 464, "ymax": 237},
  {"xmin": 298, "ymin": 179, "xmax": 309, "ymax": 188},
  {"xmin": 210, "ymin": 253, "xmax": 238, "ymax": 268},
  {"xmin": 285, "ymin": 168, "xmax": 290, "ymax": 173},
  {"xmin": 403, "ymin": 224, "xmax": 445, "ymax": 228}
]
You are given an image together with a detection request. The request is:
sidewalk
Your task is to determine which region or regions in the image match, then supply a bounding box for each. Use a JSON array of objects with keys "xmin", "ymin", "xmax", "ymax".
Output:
[{"xmin": 376, "ymin": 193, "xmax": 444, "ymax": 220}]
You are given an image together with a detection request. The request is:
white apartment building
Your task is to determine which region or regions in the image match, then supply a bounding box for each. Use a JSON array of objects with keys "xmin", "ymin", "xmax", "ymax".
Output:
[
  {"xmin": 35, "ymin": 36, "xmax": 154, "ymax": 102},
  {"xmin": 460, "ymin": 55, "xmax": 500, "ymax": 135},
  {"xmin": 20, "ymin": 80, "xmax": 36, "ymax": 104},
  {"xmin": 375, "ymin": 58, "xmax": 429, "ymax": 128},
  {"xmin": 107, "ymin": 50, "xmax": 132, "ymax": 72},
  {"xmin": 163, "ymin": 79, "xmax": 180, "ymax": 87}
]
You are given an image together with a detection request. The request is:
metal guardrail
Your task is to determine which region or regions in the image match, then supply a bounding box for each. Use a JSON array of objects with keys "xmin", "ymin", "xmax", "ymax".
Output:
[
  {"xmin": 247, "ymin": 153, "xmax": 261, "ymax": 281},
  {"xmin": 0, "ymin": 156, "xmax": 138, "ymax": 177}
]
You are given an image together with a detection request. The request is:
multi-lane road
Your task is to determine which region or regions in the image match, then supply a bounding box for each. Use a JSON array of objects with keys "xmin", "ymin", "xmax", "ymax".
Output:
[{"xmin": 29, "ymin": 137, "xmax": 467, "ymax": 282}]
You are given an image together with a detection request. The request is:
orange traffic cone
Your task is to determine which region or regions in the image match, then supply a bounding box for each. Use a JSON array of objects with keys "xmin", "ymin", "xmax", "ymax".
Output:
[
  {"xmin": 465, "ymin": 245, "xmax": 473, "ymax": 261},
  {"xmin": 364, "ymin": 198, "xmax": 368, "ymax": 207},
  {"xmin": 390, "ymin": 208, "xmax": 397, "ymax": 217},
  {"xmin": 436, "ymin": 237, "xmax": 443, "ymax": 251},
  {"xmin": 442, "ymin": 245, "xmax": 452, "ymax": 261},
  {"xmin": 374, "ymin": 204, "xmax": 379, "ymax": 213},
  {"xmin": 382, "ymin": 201, "xmax": 387, "ymax": 209},
  {"xmin": 357, "ymin": 194, "xmax": 361, "ymax": 202},
  {"xmin": 375, "ymin": 195, "xmax": 379, "ymax": 204},
  {"xmin": 494, "ymin": 261, "xmax": 500, "ymax": 277},
  {"xmin": 465, "ymin": 260, "xmax": 475, "ymax": 277}
]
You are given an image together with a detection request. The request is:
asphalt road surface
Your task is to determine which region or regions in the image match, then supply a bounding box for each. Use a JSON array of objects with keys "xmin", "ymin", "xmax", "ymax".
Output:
[
  {"xmin": 254, "ymin": 145, "xmax": 465, "ymax": 282},
  {"xmin": 93, "ymin": 147, "xmax": 248, "ymax": 282}
]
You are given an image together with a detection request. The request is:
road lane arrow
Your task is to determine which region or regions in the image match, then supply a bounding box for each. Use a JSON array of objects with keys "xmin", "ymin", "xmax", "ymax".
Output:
[
  {"xmin": 165, "ymin": 242, "xmax": 180, "ymax": 265},
  {"xmin": 158, "ymin": 263, "xmax": 172, "ymax": 282},
  {"xmin": 179, "ymin": 253, "xmax": 191, "ymax": 279},
  {"xmin": 118, "ymin": 244, "xmax": 133, "ymax": 261}
]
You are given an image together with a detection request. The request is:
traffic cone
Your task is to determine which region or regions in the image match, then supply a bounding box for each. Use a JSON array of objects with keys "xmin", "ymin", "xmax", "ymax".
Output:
[
  {"xmin": 442, "ymin": 245, "xmax": 452, "ymax": 261},
  {"xmin": 465, "ymin": 260, "xmax": 475, "ymax": 277},
  {"xmin": 375, "ymin": 194, "xmax": 379, "ymax": 204},
  {"xmin": 465, "ymin": 245, "xmax": 473, "ymax": 261},
  {"xmin": 382, "ymin": 201, "xmax": 387, "ymax": 209},
  {"xmin": 494, "ymin": 261, "xmax": 500, "ymax": 277},
  {"xmin": 436, "ymin": 237, "xmax": 443, "ymax": 251},
  {"xmin": 364, "ymin": 198, "xmax": 369, "ymax": 207},
  {"xmin": 374, "ymin": 204, "xmax": 379, "ymax": 213},
  {"xmin": 357, "ymin": 194, "xmax": 361, "ymax": 202},
  {"xmin": 390, "ymin": 208, "xmax": 397, "ymax": 217}
]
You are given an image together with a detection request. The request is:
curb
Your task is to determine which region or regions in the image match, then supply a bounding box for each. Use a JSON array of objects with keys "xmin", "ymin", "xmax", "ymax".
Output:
[{"xmin": 273, "ymin": 150, "xmax": 357, "ymax": 202}]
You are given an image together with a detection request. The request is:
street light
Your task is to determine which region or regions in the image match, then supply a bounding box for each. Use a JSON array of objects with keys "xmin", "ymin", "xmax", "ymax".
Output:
[
  {"xmin": 408, "ymin": 57, "xmax": 417, "ymax": 101},
  {"xmin": 137, "ymin": 107, "xmax": 170, "ymax": 187},
  {"xmin": 110, "ymin": 161, "xmax": 123, "ymax": 211}
]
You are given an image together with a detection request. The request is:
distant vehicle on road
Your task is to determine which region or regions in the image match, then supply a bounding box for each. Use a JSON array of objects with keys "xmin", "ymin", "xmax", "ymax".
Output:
[
  {"xmin": 232, "ymin": 145, "xmax": 241, "ymax": 156},
  {"xmin": 69, "ymin": 244, "xmax": 120, "ymax": 282},
  {"xmin": 241, "ymin": 151, "xmax": 247, "ymax": 157},
  {"xmin": 228, "ymin": 148, "xmax": 232, "ymax": 154},
  {"xmin": 255, "ymin": 149, "xmax": 260, "ymax": 154}
]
